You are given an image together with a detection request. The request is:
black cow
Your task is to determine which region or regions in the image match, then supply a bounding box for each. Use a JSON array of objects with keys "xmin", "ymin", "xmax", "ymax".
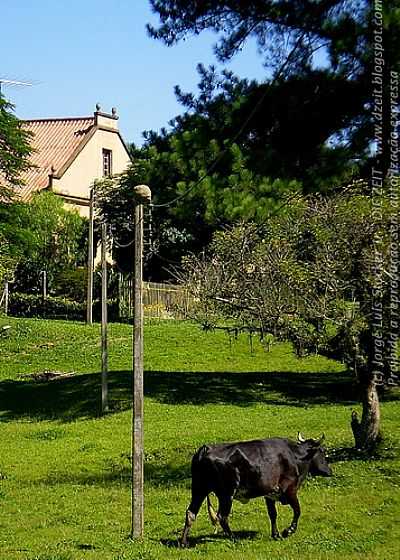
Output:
[{"xmin": 180, "ymin": 433, "xmax": 331, "ymax": 546}]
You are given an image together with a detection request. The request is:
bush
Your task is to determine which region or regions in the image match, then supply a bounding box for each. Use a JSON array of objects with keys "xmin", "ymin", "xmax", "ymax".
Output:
[
  {"xmin": 53, "ymin": 267, "xmax": 87, "ymax": 302},
  {"xmin": 8, "ymin": 292, "xmax": 121, "ymax": 323},
  {"xmin": 92, "ymin": 298, "xmax": 120, "ymax": 322},
  {"xmin": 9, "ymin": 292, "xmax": 85, "ymax": 321}
]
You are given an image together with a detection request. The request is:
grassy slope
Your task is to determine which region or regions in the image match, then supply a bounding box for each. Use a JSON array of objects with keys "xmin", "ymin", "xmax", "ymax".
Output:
[{"xmin": 0, "ymin": 317, "xmax": 399, "ymax": 560}]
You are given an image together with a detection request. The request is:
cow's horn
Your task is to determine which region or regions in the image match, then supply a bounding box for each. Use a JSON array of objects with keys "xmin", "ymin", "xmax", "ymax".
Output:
[
  {"xmin": 316, "ymin": 434, "xmax": 325, "ymax": 445},
  {"xmin": 297, "ymin": 432, "xmax": 306, "ymax": 443}
]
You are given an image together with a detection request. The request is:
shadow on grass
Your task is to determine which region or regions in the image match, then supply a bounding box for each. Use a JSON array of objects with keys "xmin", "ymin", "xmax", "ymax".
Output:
[
  {"xmin": 328, "ymin": 442, "xmax": 400, "ymax": 464},
  {"xmin": 0, "ymin": 368, "xmax": 398, "ymax": 422},
  {"xmin": 36, "ymin": 456, "xmax": 192, "ymax": 489},
  {"xmin": 160, "ymin": 530, "xmax": 259, "ymax": 548}
]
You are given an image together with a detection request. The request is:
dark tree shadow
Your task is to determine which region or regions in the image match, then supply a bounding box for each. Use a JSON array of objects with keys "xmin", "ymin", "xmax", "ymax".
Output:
[
  {"xmin": 328, "ymin": 440, "xmax": 400, "ymax": 464},
  {"xmin": 0, "ymin": 368, "xmax": 398, "ymax": 422},
  {"xmin": 35, "ymin": 456, "xmax": 192, "ymax": 489},
  {"xmin": 144, "ymin": 369, "xmax": 358, "ymax": 406}
]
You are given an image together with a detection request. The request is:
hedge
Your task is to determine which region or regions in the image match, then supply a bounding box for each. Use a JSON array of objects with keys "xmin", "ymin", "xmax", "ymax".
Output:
[
  {"xmin": 8, "ymin": 293, "xmax": 120, "ymax": 322},
  {"xmin": 9, "ymin": 293, "xmax": 86, "ymax": 320}
]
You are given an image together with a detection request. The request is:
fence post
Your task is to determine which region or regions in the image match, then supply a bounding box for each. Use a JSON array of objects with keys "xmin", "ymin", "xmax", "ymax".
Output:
[{"xmin": 118, "ymin": 271, "xmax": 122, "ymax": 321}]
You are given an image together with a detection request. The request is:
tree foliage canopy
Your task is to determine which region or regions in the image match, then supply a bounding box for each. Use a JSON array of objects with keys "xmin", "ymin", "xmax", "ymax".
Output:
[
  {"xmin": 0, "ymin": 95, "xmax": 33, "ymax": 201},
  {"xmin": 178, "ymin": 184, "xmax": 398, "ymax": 448},
  {"xmin": 180, "ymin": 185, "xmax": 388, "ymax": 359},
  {"xmin": 0, "ymin": 192, "xmax": 87, "ymax": 293},
  {"xmin": 149, "ymin": 0, "xmax": 400, "ymax": 176},
  {"xmin": 149, "ymin": 0, "xmax": 369, "ymax": 75},
  {"xmin": 98, "ymin": 1, "xmax": 400, "ymax": 279}
]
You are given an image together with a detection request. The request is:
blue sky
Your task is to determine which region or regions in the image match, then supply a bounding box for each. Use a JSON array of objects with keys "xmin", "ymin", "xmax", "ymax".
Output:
[{"xmin": 2, "ymin": 0, "xmax": 266, "ymax": 146}]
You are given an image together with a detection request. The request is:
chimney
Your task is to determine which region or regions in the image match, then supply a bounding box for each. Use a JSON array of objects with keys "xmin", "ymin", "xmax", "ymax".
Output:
[{"xmin": 94, "ymin": 103, "xmax": 119, "ymax": 131}]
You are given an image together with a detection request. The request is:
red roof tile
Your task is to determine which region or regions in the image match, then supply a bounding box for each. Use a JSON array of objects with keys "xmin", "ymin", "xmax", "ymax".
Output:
[{"xmin": 18, "ymin": 117, "xmax": 95, "ymax": 201}]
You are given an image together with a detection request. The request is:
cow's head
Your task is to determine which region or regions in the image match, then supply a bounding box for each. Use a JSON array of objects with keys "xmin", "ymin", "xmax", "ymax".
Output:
[{"xmin": 297, "ymin": 433, "xmax": 332, "ymax": 477}]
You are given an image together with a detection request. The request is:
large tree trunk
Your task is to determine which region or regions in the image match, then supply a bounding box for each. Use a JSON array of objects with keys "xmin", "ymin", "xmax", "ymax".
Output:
[{"xmin": 351, "ymin": 376, "xmax": 381, "ymax": 451}]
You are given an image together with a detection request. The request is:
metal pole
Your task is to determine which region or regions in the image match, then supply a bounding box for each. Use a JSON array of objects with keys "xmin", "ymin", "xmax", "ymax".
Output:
[
  {"xmin": 132, "ymin": 203, "xmax": 144, "ymax": 539},
  {"xmin": 4, "ymin": 280, "xmax": 9, "ymax": 315},
  {"xmin": 42, "ymin": 271, "xmax": 47, "ymax": 299},
  {"xmin": 41, "ymin": 270, "xmax": 47, "ymax": 318},
  {"xmin": 86, "ymin": 188, "xmax": 94, "ymax": 324},
  {"xmin": 101, "ymin": 222, "xmax": 109, "ymax": 414}
]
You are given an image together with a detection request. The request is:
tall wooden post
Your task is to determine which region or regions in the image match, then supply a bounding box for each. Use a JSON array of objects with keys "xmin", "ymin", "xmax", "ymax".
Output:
[
  {"xmin": 131, "ymin": 185, "xmax": 151, "ymax": 540},
  {"xmin": 132, "ymin": 203, "xmax": 144, "ymax": 538},
  {"xmin": 86, "ymin": 188, "xmax": 94, "ymax": 324},
  {"xmin": 101, "ymin": 222, "xmax": 109, "ymax": 414}
]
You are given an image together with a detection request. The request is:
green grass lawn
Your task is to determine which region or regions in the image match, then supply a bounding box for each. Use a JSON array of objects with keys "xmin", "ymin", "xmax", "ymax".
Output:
[{"xmin": 0, "ymin": 317, "xmax": 399, "ymax": 560}]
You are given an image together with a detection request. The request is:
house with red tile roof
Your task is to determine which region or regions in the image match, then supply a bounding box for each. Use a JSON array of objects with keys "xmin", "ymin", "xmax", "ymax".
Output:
[{"xmin": 18, "ymin": 104, "xmax": 131, "ymax": 217}]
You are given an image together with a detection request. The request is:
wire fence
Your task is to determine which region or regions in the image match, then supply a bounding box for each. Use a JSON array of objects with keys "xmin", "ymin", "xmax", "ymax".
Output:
[{"xmin": 1, "ymin": 276, "xmax": 192, "ymax": 322}]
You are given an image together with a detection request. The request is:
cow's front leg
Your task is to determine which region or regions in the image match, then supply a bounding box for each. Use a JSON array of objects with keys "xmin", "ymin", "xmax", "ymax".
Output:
[
  {"xmin": 217, "ymin": 495, "xmax": 234, "ymax": 539},
  {"xmin": 265, "ymin": 497, "xmax": 281, "ymax": 540},
  {"xmin": 179, "ymin": 493, "xmax": 206, "ymax": 547},
  {"xmin": 282, "ymin": 488, "xmax": 300, "ymax": 538}
]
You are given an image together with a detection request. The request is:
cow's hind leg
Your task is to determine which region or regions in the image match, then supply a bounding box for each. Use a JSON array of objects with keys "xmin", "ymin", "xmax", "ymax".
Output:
[
  {"xmin": 265, "ymin": 497, "xmax": 281, "ymax": 540},
  {"xmin": 282, "ymin": 488, "xmax": 300, "ymax": 538},
  {"xmin": 179, "ymin": 492, "xmax": 207, "ymax": 547},
  {"xmin": 216, "ymin": 495, "xmax": 234, "ymax": 539}
]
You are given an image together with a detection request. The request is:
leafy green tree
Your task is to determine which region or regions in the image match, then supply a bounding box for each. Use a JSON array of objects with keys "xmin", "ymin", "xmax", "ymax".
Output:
[
  {"xmin": 0, "ymin": 192, "xmax": 87, "ymax": 294},
  {"xmin": 98, "ymin": 2, "xmax": 399, "ymax": 279},
  {"xmin": 179, "ymin": 185, "xmax": 398, "ymax": 451},
  {"xmin": 163, "ymin": 64, "xmax": 365, "ymax": 191},
  {"xmin": 0, "ymin": 233, "xmax": 18, "ymax": 287},
  {"xmin": 110, "ymin": 63, "xmax": 359, "ymax": 277},
  {"xmin": 96, "ymin": 127, "xmax": 301, "ymax": 281},
  {"xmin": 0, "ymin": 95, "xmax": 33, "ymax": 201}
]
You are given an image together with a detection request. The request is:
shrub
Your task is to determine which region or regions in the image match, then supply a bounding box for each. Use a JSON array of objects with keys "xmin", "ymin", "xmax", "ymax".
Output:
[
  {"xmin": 92, "ymin": 298, "xmax": 120, "ymax": 322},
  {"xmin": 9, "ymin": 292, "xmax": 85, "ymax": 321},
  {"xmin": 53, "ymin": 267, "xmax": 87, "ymax": 303},
  {"xmin": 8, "ymin": 292, "xmax": 121, "ymax": 323}
]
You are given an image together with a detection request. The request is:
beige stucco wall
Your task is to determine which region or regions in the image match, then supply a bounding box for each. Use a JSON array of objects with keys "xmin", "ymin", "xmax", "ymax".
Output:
[{"xmin": 52, "ymin": 127, "xmax": 131, "ymax": 218}]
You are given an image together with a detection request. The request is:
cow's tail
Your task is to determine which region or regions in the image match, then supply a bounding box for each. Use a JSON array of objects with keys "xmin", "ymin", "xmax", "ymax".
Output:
[
  {"xmin": 195, "ymin": 444, "xmax": 210, "ymax": 463},
  {"xmin": 206, "ymin": 494, "xmax": 219, "ymax": 531}
]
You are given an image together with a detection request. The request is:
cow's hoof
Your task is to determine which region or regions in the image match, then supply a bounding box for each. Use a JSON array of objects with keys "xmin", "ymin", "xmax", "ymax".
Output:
[
  {"xmin": 272, "ymin": 532, "xmax": 282, "ymax": 541},
  {"xmin": 178, "ymin": 539, "xmax": 189, "ymax": 548},
  {"xmin": 282, "ymin": 527, "xmax": 295, "ymax": 539}
]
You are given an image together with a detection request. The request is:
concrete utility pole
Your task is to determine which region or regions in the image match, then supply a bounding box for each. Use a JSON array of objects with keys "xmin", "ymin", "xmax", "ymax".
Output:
[
  {"xmin": 131, "ymin": 184, "xmax": 151, "ymax": 539},
  {"xmin": 86, "ymin": 188, "xmax": 94, "ymax": 324}
]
